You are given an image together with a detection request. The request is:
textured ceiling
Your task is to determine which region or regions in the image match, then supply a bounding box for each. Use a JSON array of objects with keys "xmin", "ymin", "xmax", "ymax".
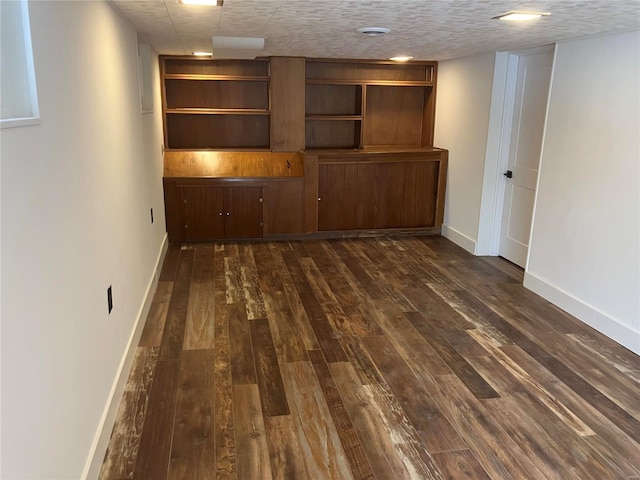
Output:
[{"xmin": 109, "ymin": 0, "xmax": 640, "ymax": 60}]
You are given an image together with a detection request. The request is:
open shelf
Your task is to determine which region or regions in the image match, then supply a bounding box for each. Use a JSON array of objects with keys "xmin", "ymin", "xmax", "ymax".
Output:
[
  {"xmin": 305, "ymin": 84, "xmax": 362, "ymax": 116},
  {"xmin": 305, "ymin": 119, "xmax": 361, "ymax": 149},
  {"xmin": 304, "ymin": 60, "xmax": 437, "ymax": 150},
  {"xmin": 162, "ymin": 57, "xmax": 438, "ymax": 152},
  {"xmin": 165, "ymin": 79, "xmax": 269, "ymax": 110},
  {"xmin": 166, "ymin": 113, "xmax": 270, "ymax": 150},
  {"xmin": 363, "ymin": 85, "xmax": 429, "ymax": 147},
  {"xmin": 163, "ymin": 58, "xmax": 268, "ymax": 76},
  {"xmin": 162, "ymin": 57, "xmax": 271, "ymax": 150},
  {"xmin": 305, "ymin": 60, "xmax": 435, "ymax": 83}
]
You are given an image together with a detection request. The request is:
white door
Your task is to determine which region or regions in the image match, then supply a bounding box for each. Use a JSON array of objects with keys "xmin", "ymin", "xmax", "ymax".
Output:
[{"xmin": 499, "ymin": 50, "xmax": 553, "ymax": 267}]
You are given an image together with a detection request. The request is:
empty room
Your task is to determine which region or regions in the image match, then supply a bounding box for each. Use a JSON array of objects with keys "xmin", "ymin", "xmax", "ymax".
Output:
[{"xmin": 1, "ymin": 1, "xmax": 639, "ymax": 479}]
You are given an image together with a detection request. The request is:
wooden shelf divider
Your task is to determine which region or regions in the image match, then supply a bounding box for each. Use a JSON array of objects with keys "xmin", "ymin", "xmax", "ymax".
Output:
[
  {"xmin": 166, "ymin": 108, "xmax": 271, "ymax": 115},
  {"xmin": 305, "ymin": 114, "xmax": 362, "ymax": 121},
  {"xmin": 163, "ymin": 74, "xmax": 270, "ymax": 81}
]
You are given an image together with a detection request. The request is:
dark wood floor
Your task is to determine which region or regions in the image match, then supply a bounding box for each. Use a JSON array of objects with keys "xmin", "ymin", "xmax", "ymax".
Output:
[{"xmin": 100, "ymin": 236, "xmax": 640, "ymax": 480}]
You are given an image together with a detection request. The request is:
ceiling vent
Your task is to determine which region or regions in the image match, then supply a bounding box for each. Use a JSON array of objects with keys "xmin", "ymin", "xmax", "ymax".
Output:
[
  {"xmin": 357, "ymin": 27, "xmax": 390, "ymax": 36},
  {"xmin": 211, "ymin": 36, "xmax": 265, "ymax": 59}
]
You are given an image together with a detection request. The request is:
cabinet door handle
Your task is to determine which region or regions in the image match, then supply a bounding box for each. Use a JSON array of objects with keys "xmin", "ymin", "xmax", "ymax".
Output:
[
  {"xmin": 219, "ymin": 212, "xmax": 223, "ymax": 216},
  {"xmin": 259, "ymin": 197, "xmax": 263, "ymax": 203},
  {"xmin": 226, "ymin": 212, "xmax": 230, "ymax": 216},
  {"xmin": 318, "ymin": 197, "xmax": 321, "ymax": 201}
]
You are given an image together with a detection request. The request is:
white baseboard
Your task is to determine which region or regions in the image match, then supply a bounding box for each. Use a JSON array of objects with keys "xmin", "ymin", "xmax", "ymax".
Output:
[
  {"xmin": 524, "ymin": 271, "xmax": 640, "ymax": 355},
  {"xmin": 441, "ymin": 224, "xmax": 477, "ymax": 254},
  {"xmin": 82, "ymin": 233, "xmax": 169, "ymax": 479}
]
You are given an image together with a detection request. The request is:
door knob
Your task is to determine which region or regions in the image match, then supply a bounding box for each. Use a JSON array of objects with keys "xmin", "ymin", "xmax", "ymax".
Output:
[{"xmin": 504, "ymin": 170, "xmax": 513, "ymax": 178}]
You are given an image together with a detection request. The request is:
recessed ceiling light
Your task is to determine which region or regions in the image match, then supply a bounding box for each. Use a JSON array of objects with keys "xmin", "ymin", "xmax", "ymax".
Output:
[
  {"xmin": 180, "ymin": 0, "xmax": 223, "ymax": 6},
  {"xmin": 390, "ymin": 55, "xmax": 413, "ymax": 62},
  {"xmin": 193, "ymin": 51, "xmax": 212, "ymax": 56},
  {"xmin": 493, "ymin": 11, "xmax": 550, "ymax": 21},
  {"xmin": 357, "ymin": 27, "xmax": 391, "ymax": 36}
]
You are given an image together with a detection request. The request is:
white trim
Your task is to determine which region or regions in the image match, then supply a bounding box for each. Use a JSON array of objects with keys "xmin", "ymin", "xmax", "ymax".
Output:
[
  {"xmin": 476, "ymin": 44, "xmax": 556, "ymax": 258},
  {"xmin": 0, "ymin": 0, "xmax": 40, "ymax": 125},
  {"xmin": 524, "ymin": 44, "xmax": 558, "ymax": 270},
  {"xmin": 21, "ymin": 0, "xmax": 39, "ymax": 121},
  {"xmin": 491, "ymin": 53, "xmax": 519, "ymax": 256},
  {"xmin": 441, "ymin": 224, "xmax": 476, "ymax": 254},
  {"xmin": 82, "ymin": 234, "xmax": 169, "ymax": 480},
  {"xmin": 475, "ymin": 52, "xmax": 509, "ymax": 255},
  {"xmin": 524, "ymin": 271, "xmax": 640, "ymax": 355},
  {"xmin": 475, "ymin": 52, "xmax": 519, "ymax": 256},
  {"xmin": 0, "ymin": 116, "xmax": 41, "ymax": 129}
]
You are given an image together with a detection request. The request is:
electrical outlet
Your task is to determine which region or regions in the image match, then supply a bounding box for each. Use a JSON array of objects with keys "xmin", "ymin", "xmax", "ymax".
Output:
[
  {"xmin": 107, "ymin": 285, "xmax": 113, "ymax": 314},
  {"xmin": 150, "ymin": 207, "xmax": 154, "ymax": 224}
]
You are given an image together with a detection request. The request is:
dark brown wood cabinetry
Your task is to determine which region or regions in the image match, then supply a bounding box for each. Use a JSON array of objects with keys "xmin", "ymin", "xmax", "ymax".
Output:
[
  {"xmin": 163, "ymin": 152, "xmax": 305, "ymax": 244},
  {"xmin": 304, "ymin": 59, "xmax": 436, "ymax": 149},
  {"xmin": 318, "ymin": 160, "xmax": 439, "ymax": 230},
  {"xmin": 307, "ymin": 149, "xmax": 447, "ymax": 233},
  {"xmin": 164, "ymin": 180, "xmax": 263, "ymax": 242},
  {"xmin": 161, "ymin": 57, "xmax": 447, "ymax": 244},
  {"xmin": 161, "ymin": 58, "xmax": 271, "ymax": 150}
]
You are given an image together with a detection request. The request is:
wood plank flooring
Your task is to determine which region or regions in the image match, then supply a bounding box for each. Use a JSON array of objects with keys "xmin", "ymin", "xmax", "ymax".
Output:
[{"xmin": 100, "ymin": 236, "xmax": 640, "ymax": 480}]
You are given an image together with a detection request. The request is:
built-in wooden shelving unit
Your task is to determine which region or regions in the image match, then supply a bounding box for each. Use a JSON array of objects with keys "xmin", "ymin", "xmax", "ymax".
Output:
[
  {"xmin": 304, "ymin": 59, "xmax": 437, "ymax": 149},
  {"xmin": 160, "ymin": 56, "xmax": 446, "ymax": 244},
  {"xmin": 161, "ymin": 58, "xmax": 271, "ymax": 149}
]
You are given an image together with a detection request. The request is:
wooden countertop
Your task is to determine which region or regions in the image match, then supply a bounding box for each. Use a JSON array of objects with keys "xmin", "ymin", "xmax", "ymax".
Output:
[
  {"xmin": 164, "ymin": 148, "xmax": 448, "ymax": 178},
  {"xmin": 164, "ymin": 151, "xmax": 304, "ymax": 177},
  {"xmin": 306, "ymin": 146, "xmax": 447, "ymax": 157}
]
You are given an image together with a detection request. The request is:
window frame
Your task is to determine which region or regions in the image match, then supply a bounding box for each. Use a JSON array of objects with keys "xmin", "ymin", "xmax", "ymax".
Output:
[{"xmin": 1, "ymin": 0, "xmax": 40, "ymax": 129}]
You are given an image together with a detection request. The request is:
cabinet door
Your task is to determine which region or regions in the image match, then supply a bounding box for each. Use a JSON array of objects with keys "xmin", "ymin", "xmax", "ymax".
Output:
[
  {"xmin": 224, "ymin": 187, "xmax": 263, "ymax": 239},
  {"xmin": 318, "ymin": 163, "xmax": 381, "ymax": 231},
  {"xmin": 385, "ymin": 161, "xmax": 439, "ymax": 228},
  {"xmin": 318, "ymin": 160, "xmax": 439, "ymax": 231},
  {"xmin": 182, "ymin": 186, "xmax": 225, "ymax": 241},
  {"xmin": 263, "ymin": 180, "xmax": 304, "ymax": 235}
]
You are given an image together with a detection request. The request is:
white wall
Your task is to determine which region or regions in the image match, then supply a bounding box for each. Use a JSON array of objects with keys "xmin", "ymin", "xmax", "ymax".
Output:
[
  {"xmin": 0, "ymin": 1, "xmax": 166, "ymax": 478},
  {"xmin": 434, "ymin": 53, "xmax": 496, "ymax": 253},
  {"xmin": 525, "ymin": 31, "xmax": 640, "ymax": 354}
]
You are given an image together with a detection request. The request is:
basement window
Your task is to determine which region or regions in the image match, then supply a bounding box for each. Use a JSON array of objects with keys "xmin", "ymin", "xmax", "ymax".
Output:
[{"xmin": 1, "ymin": 0, "xmax": 40, "ymax": 128}]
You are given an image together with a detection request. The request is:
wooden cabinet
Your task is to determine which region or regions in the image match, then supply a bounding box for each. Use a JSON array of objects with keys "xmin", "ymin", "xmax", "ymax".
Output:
[
  {"xmin": 161, "ymin": 58, "xmax": 271, "ymax": 150},
  {"xmin": 307, "ymin": 149, "xmax": 447, "ymax": 233},
  {"xmin": 223, "ymin": 187, "xmax": 264, "ymax": 239},
  {"xmin": 164, "ymin": 181, "xmax": 263, "ymax": 243},
  {"xmin": 182, "ymin": 186, "xmax": 224, "ymax": 241},
  {"xmin": 160, "ymin": 58, "xmax": 448, "ymax": 241},
  {"xmin": 163, "ymin": 151, "xmax": 306, "ymax": 244}
]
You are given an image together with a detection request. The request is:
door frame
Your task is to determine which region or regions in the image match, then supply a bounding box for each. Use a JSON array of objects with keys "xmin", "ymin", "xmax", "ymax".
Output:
[{"xmin": 475, "ymin": 44, "xmax": 556, "ymax": 263}]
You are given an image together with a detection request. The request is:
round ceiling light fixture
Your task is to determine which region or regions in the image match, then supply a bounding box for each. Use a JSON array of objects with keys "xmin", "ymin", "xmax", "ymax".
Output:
[{"xmin": 357, "ymin": 27, "xmax": 390, "ymax": 36}]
